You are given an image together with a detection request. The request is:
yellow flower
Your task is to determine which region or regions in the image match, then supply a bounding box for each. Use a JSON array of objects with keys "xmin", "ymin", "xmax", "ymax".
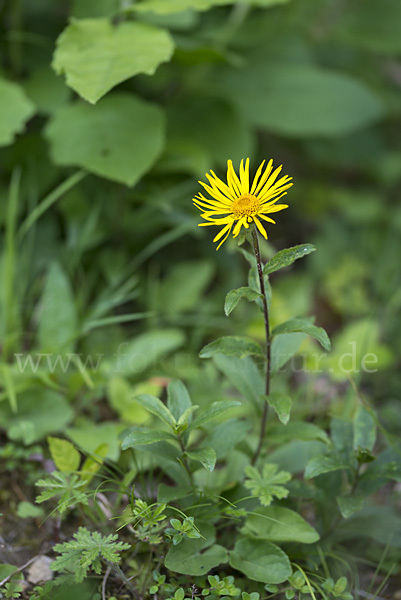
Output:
[{"xmin": 193, "ymin": 158, "xmax": 293, "ymax": 250}]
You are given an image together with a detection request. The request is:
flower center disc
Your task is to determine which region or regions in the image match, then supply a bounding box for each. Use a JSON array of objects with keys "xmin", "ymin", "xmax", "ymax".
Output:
[{"xmin": 232, "ymin": 194, "xmax": 259, "ymax": 219}]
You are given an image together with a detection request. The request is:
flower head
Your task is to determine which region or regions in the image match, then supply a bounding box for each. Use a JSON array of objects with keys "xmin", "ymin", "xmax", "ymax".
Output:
[{"xmin": 193, "ymin": 158, "xmax": 293, "ymax": 250}]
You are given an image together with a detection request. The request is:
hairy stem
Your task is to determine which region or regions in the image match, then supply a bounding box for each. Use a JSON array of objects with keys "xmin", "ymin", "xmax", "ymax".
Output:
[{"xmin": 251, "ymin": 227, "xmax": 271, "ymax": 464}]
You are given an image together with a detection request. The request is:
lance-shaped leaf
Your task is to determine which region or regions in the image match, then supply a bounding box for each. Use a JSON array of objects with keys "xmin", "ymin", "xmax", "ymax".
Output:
[
  {"xmin": 264, "ymin": 393, "xmax": 292, "ymax": 425},
  {"xmin": 186, "ymin": 447, "xmax": 216, "ymax": 472},
  {"xmin": 224, "ymin": 287, "xmax": 262, "ymax": 316},
  {"xmin": 52, "ymin": 18, "xmax": 174, "ymax": 104},
  {"xmin": 272, "ymin": 317, "xmax": 331, "ymax": 351},
  {"xmin": 134, "ymin": 394, "xmax": 176, "ymax": 426},
  {"xmin": 121, "ymin": 429, "xmax": 176, "ymax": 449},
  {"xmin": 304, "ymin": 454, "xmax": 349, "ymax": 479},
  {"xmin": 200, "ymin": 336, "xmax": 263, "ymax": 359},
  {"xmin": 187, "ymin": 400, "xmax": 240, "ymax": 433},
  {"xmin": 263, "ymin": 244, "xmax": 316, "ymax": 276}
]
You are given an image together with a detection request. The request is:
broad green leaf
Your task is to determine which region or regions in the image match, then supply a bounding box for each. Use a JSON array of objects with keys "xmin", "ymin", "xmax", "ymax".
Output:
[
  {"xmin": 337, "ymin": 495, "xmax": 365, "ymax": 519},
  {"xmin": 201, "ymin": 419, "xmax": 250, "ymax": 459},
  {"xmin": 45, "ymin": 94, "xmax": 165, "ymax": 186},
  {"xmin": 187, "ymin": 400, "xmax": 240, "ymax": 432},
  {"xmin": 334, "ymin": 507, "xmax": 401, "ymax": 547},
  {"xmin": 339, "ymin": 0, "xmax": 401, "ymax": 55},
  {"xmin": 270, "ymin": 332, "xmax": 307, "ymax": 374},
  {"xmin": 229, "ymin": 538, "xmax": 291, "ymax": 584},
  {"xmin": 133, "ymin": 0, "xmax": 289, "ymax": 13},
  {"xmin": 224, "ymin": 287, "xmax": 261, "ymax": 316},
  {"xmin": 223, "ymin": 63, "xmax": 384, "ymax": 137},
  {"xmin": 107, "ymin": 328, "xmax": 184, "ymax": 375},
  {"xmin": 265, "ymin": 393, "xmax": 292, "ymax": 425},
  {"xmin": 264, "ymin": 244, "xmax": 316, "ymax": 276},
  {"xmin": 304, "ymin": 455, "xmax": 349, "ymax": 479},
  {"xmin": 200, "ymin": 336, "xmax": 263, "ymax": 359},
  {"xmin": 167, "ymin": 380, "xmax": 192, "ymax": 422},
  {"xmin": 269, "ymin": 441, "xmax": 327, "ymax": 474},
  {"xmin": 158, "ymin": 484, "xmax": 193, "ymax": 503},
  {"xmin": 268, "ymin": 422, "xmax": 330, "ymax": 445},
  {"xmin": 165, "ymin": 97, "xmax": 254, "ymax": 172},
  {"xmin": 213, "ymin": 355, "xmax": 264, "ymax": 410},
  {"xmin": 17, "ymin": 501, "xmax": 45, "ymax": 519},
  {"xmin": 353, "ymin": 406, "xmax": 376, "ymax": 452},
  {"xmin": 48, "ymin": 436, "xmax": 81, "ymax": 472},
  {"xmin": 159, "ymin": 260, "xmax": 215, "ymax": 314},
  {"xmin": 71, "ymin": 0, "xmax": 120, "ymax": 18},
  {"xmin": 134, "ymin": 394, "xmax": 176, "ymax": 426},
  {"xmin": 244, "ymin": 464, "xmax": 291, "ymax": 506},
  {"xmin": 67, "ymin": 422, "xmax": 122, "ymax": 461},
  {"xmin": 272, "ymin": 318, "xmax": 331, "ymax": 352},
  {"xmin": 243, "ymin": 506, "xmax": 319, "ymax": 544},
  {"xmin": 0, "ymin": 389, "xmax": 73, "ymax": 445},
  {"xmin": 38, "ymin": 262, "xmax": 78, "ymax": 353},
  {"xmin": 107, "ymin": 376, "xmax": 149, "ymax": 424},
  {"xmin": 52, "ymin": 18, "xmax": 174, "ymax": 104},
  {"xmin": 165, "ymin": 522, "xmax": 227, "ymax": 575},
  {"xmin": 186, "ymin": 447, "xmax": 216, "ymax": 472},
  {"xmin": 24, "ymin": 65, "xmax": 70, "ymax": 114},
  {"xmin": 0, "ymin": 77, "xmax": 35, "ymax": 146},
  {"xmin": 165, "ymin": 542, "xmax": 228, "ymax": 576},
  {"xmin": 121, "ymin": 428, "xmax": 176, "ymax": 449}
]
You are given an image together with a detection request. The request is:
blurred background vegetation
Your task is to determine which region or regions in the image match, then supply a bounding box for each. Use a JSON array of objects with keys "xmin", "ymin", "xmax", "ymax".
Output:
[{"xmin": 0, "ymin": 0, "xmax": 400, "ymax": 592}]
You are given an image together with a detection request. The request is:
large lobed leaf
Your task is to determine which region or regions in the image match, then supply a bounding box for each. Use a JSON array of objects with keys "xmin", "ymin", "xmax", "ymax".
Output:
[{"xmin": 52, "ymin": 18, "xmax": 174, "ymax": 104}]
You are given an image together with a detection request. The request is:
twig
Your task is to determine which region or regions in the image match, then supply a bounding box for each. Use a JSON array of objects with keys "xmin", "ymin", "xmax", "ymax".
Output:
[
  {"xmin": 102, "ymin": 565, "xmax": 111, "ymax": 600},
  {"xmin": 0, "ymin": 555, "xmax": 37, "ymax": 587}
]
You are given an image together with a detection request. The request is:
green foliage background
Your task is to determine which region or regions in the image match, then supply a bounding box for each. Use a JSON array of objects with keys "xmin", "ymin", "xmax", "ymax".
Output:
[{"xmin": 0, "ymin": 0, "xmax": 401, "ymax": 597}]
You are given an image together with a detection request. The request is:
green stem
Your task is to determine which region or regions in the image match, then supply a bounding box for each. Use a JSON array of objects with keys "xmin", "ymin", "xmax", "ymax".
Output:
[
  {"xmin": 178, "ymin": 436, "xmax": 195, "ymax": 487},
  {"xmin": 251, "ymin": 227, "xmax": 271, "ymax": 465}
]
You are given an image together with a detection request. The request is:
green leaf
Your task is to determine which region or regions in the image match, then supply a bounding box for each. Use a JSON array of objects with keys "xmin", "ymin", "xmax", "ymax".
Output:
[
  {"xmin": 107, "ymin": 376, "xmax": 149, "ymax": 424},
  {"xmin": 265, "ymin": 393, "xmax": 292, "ymax": 425},
  {"xmin": 353, "ymin": 406, "xmax": 376, "ymax": 452},
  {"xmin": 165, "ymin": 524, "xmax": 227, "ymax": 576},
  {"xmin": 0, "ymin": 77, "xmax": 35, "ymax": 146},
  {"xmin": 186, "ymin": 447, "xmax": 216, "ymax": 472},
  {"xmin": 16, "ymin": 501, "xmax": 45, "ymax": 519},
  {"xmin": 48, "ymin": 436, "xmax": 81, "ymax": 472},
  {"xmin": 270, "ymin": 332, "xmax": 308, "ymax": 374},
  {"xmin": 244, "ymin": 464, "xmax": 291, "ymax": 506},
  {"xmin": 158, "ymin": 260, "xmax": 215, "ymax": 314},
  {"xmin": 272, "ymin": 318, "xmax": 331, "ymax": 352},
  {"xmin": 167, "ymin": 380, "xmax": 192, "ymax": 422},
  {"xmin": 304, "ymin": 455, "xmax": 349, "ymax": 479},
  {"xmin": 268, "ymin": 421, "xmax": 330, "ymax": 445},
  {"xmin": 38, "ymin": 262, "xmax": 78, "ymax": 353},
  {"xmin": 121, "ymin": 428, "xmax": 176, "ymax": 449},
  {"xmin": 201, "ymin": 419, "xmax": 250, "ymax": 459},
  {"xmin": 45, "ymin": 93, "xmax": 165, "ymax": 186},
  {"xmin": 223, "ymin": 63, "xmax": 384, "ymax": 137},
  {"xmin": 224, "ymin": 287, "xmax": 261, "ymax": 316},
  {"xmin": 337, "ymin": 495, "xmax": 365, "ymax": 519},
  {"xmin": 133, "ymin": 0, "xmax": 290, "ymax": 13},
  {"xmin": 107, "ymin": 328, "xmax": 184, "ymax": 375},
  {"xmin": 200, "ymin": 336, "xmax": 263, "ymax": 359},
  {"xmin": 243, "ymin": 506, "xmax": 319, "ymax": 544},
  {"xmin": 213, "ymin": 355, "xmax": 264, "ymax": 410},
  {"xmin": 0, "ymin": 389, "xmax": 73, "ymax": 445},
  {"xmin": 339, "ymin": 0, "xmax": 401, "ymax": 55},
  {"xmin": 264, "ymin": 244, "xmax": 316, "ymax": 276},
  {"xmin": 187, "ymin": 400, "xmax": 240, "ymax": 432},
  {"xmin": 67, "ymin": 421, "xmax": 122, "ymax": 461},
  {"xmin": 134, "ymin": 394, "xmax": 176, "ymax": 426},
  {"xmin": 52, "ymin": 18, "xmax": 174, "ymax": 104},
  {"xmin": 229, "ymin": 538, "xmax": 291, "ymax": 584}
]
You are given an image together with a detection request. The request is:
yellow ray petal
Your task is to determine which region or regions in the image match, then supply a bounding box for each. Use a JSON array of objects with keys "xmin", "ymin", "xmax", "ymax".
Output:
[
  {"xmin": 258, "ymin": 213, "xmax": 276, "ymax": 224},
  {"xmin": 259, "ymin": 180, "xmax": 293, "ymax": 203},
  {"xmin": 252, "ymin": 159, "xmax": 274, "ymax": 196},
  {"xmin": 216, "ymin": 223, "xmax": 233, "ymax": 250},
  {"xmin": 227, "ymin": 160, "xmax": 242, "ymax": 196},
  {"xmin": 239, "ymin": 158, "xmax": 250, "ymax": 194},
  {"xmin": 260, "ymin": 203, "xmax": 289, "ymax": 214},
  {"xmin": 213, "ymin": 221, "xmax": 234, "ymax": 242},
  {"xmin": 199, "ymin": 181, "xmax": 232, "ymax": 206},
  {"xmin": 256, "ymin": 165, "xmax": 283, "ymax": 199},
  {"xmin": 233, "ymin": 217, "xmax": 246, "ymax": 237},
  {"xmin": 253, "ymin": 215, "xmax": 268, "ymax": 239},
  {"xmin": 207, "ymin": 171, "xmax": 236, "ymax": 200}
]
